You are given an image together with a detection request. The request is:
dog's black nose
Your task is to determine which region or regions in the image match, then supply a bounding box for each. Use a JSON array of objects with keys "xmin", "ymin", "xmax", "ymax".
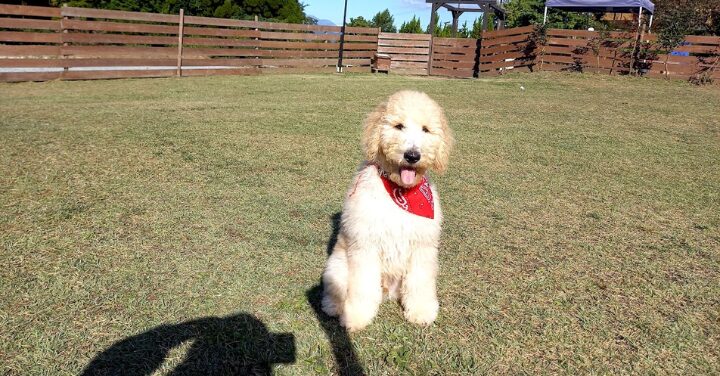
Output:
[{"xmin": 404, "ymin": 150, "xmax": 421, "ymax": 164}]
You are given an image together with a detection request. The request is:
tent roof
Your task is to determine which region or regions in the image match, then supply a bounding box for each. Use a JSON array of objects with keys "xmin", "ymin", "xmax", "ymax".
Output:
[{"xmin": 546, "ymin": 0, "xmax": 654, "ymax": 14}]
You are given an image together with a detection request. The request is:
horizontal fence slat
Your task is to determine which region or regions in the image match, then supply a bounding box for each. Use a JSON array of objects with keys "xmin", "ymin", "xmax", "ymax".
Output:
[
  {"xmin": 379, "ymin": 39, "xmax": 429, "ymax": 48},
  {"xmin": 62, "ymin": 7, "xmax": 179, "ymax": 23},
  {"xmin": 63, "ymin": 19, "xmax": 178, "ymax": 34},
  {"xmin": 378, "ymin": 32, "xmax": 431, "ymax": 41},
  {"xmin": 0, "ymin": 71, "xmax": 62, "ymax": 82},
  {"xmin": 0, "ymin": 31, "xmax": 61, "ymax": 43},
  {"xmin": 0, "ymin": 17, "xmax": 61, "ymax": 31},
  {"xmin": 62, "ymin": 45, "xmax": 178, "ymax": 58},
  {"xmin": 0, "ymin": 4, "xmax": 60, "ymax": 18},
  {"xmin": 377, "ymin": 46, "xmax": 429, "ymax": 54}
]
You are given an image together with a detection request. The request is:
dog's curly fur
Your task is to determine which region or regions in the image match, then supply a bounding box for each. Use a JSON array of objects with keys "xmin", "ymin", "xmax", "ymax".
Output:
[{"xmin": 321, "ymin": 90, "xmax": 454, "ymax": 331}]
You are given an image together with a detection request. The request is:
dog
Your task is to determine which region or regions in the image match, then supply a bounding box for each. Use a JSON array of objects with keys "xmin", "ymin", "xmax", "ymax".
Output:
[{"xmin": 321, "ymin": 90, "xmax": 453, "ymax": 331}]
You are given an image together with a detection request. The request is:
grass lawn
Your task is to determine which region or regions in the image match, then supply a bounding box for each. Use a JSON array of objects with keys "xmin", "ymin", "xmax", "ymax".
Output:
[{"xmin": 1, "ymin": 72, "xmax": 719, "ymax": 375}]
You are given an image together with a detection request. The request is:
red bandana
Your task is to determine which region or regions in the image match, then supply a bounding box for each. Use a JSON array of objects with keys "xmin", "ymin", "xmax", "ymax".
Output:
[{"xmin": 378, "ymin": 168, "xmax": 435, "ymax": 219}]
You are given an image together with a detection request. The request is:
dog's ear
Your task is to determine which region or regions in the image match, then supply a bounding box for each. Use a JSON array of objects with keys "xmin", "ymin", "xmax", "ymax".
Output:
[
  {"xmin": 432, "ymin": 110, "xmax": 454, "ymax": 174},
  {"xmin": 362, "ymin": 102, "xmax": 386, "ymax": 162}
]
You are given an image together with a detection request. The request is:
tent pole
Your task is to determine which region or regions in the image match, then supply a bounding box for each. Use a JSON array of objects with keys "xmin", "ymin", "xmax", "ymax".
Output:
[
  {"xmin": 648, "ymin": 14, "xmax": 654, "ymax": 33},
  {"xmin": 543, "ymin": 6, "xmax": 548, "ymax": 25}
]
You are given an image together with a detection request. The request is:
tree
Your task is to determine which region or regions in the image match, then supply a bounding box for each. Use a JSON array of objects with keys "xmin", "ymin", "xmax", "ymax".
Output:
[
  {"xmin": 348, "ymin": 16, "xmax": 372, "ymax": 28},
  {"xmin": 399, "ymin": 15, "xmax": 423, "ymax": 34},
  {"xmin": 471, "ymin": 17, "xmax": 483, "ymax": 38},
  {"xmin": 214, "ymin": 0, "xmax": 244, "ymax": 19},
  {"xmin": 486, "ymin": 12, "xmax": 495, "ymax": 31},
  {"xmin": 456, "ymin": 20, "xmax": 470, "ymax": 37},
  {"xmin": 51, "ymin": 0, "xmax": 310, "ymax": 23},
  {"xmin": 503, "ymin": 0, "xmax": 601, "ymax": 30},
  {"xmin": 371, "ymin": 9, "xmax": 397, "ymax": 32},
  {"xmin": 426, "ymin": 11, "xmax": 440, "ymax": 35},
  {"xmin": 653, "ymin": 0, "xmax": 720, "ymax": 36}
]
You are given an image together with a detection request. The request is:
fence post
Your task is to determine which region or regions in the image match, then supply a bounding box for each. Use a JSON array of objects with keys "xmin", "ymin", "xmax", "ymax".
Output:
[
  {"xmin": 427, "ymin": 34, "xmax": 434, "ymax": 76},
  {"xmin": 60, "ymin": 3, "xmax": 68, "ymax": 78},
  {"xmin": 474, "ymin": 34, "xmax": 482, "ymax": 78},
  {"xmin": 176, "ymin": 8, "xmax": 184, "ymax": 77}
]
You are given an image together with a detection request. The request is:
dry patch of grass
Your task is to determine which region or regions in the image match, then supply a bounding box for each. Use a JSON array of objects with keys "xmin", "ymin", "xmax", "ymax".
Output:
[{"xmin": 1, "ymin": 72, "xmax": 719, "ymax": 375}]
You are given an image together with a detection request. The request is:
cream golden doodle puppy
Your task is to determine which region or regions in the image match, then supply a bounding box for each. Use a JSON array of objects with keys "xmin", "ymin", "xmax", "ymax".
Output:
[{"xmin": 322, "ymin": 90, "xmax": 453, "ymax": 331}]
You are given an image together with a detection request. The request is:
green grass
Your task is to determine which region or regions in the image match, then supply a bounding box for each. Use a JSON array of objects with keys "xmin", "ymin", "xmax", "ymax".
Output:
[{"xmin": 1, "ymin": 72, "xmax": 719, "ymax": 375}]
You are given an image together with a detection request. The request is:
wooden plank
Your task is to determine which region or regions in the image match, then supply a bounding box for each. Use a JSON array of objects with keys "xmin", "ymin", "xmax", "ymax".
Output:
[
  {"xmin": 377, "ymin": 46, "xmax": 429, "ymax": 55},
  {"xmin": 0, "ymin": 18, "xmax": 61, "ymax": 31},
  {"xmin": 0, "ymin": 71, "xmax": 62, "ymax": 82},
  {"xmin": 432, "ymin": 60, "xmax": 475, "ymax": 69},
  {"xmin": 62, "ymin": 7, "xmax": 179, "ymax": 24},
  {"xmin": 378, "ymin": 39, "xmax": 430, "ymax": 48},
  {"xmin": 547, "ymin": 37, "xmax": 592, "ymax": 47},
  {"xmin": 182, "ymin": 37, "xmax": 258, "ymax": 48},
  {"xmin": 260, "ymin": 31, "xmax": 342, "ymax": 41},
  {"xmin": 432, "ymin": 53, "xmax": 475, "ymax": 62},
  {"xmin": 62, "ymin": 69, "xmax": 177, "ymax": 80},
  {"xmin": 182, "ymin": 47, "xmax": 263, "ymax": 58},
  {"xmin": 62, "ymin": 45, "xmax": 178, "ymax": 58},
  {"xmin": 63, "ymin": 32, "xmax": 178, "ymax": 45},
  {"xmin": 482, "ymin": 33, "xmax": 530, "ymax": 47},
  {"xmin": 548, "ymin": 29, "xmax": 597, "ymax": 38},
  {"xmin": 183, "ymin": 26, "xmax": 259, "ymax": 38},
  {"xmin": 386, "ymin": 54, "xmax": 430, "ymax": 62},
  {"xmin": 0, "ymin": 31, "xmax": 61, "ymax": 43},
  {"xmin": 179, "ymin": 67, "xmax": 261, "ymax": 76},
  {"xmin": 345, "ymin": 27, "xmax": 379, "ymax": 35},
  {"xmin": 259, "ymin": 49, "xmax": 366, "ymax": 58},
  {"xmin": 182, "ymin": 58, "xmax": 262, "ymax": 66},
  {"xmin": 482, "ymin": 25, "xmax": 533, "ymax": 38},
  {"xmin": 683, "ymin": 35, "xmax": 720, "ymax": 45},
  {"xmin": 391, "ymin": 61, "xmax": 428, "ymax": 69},
  {"xmin": 263, "ymin": 58, "xmax": 369, "ymax": 67},
  {"xmin": 259, "ymin": 40, "xmax": 339, "ymax": 50},
  {"xmin": 431, "ymin": 46, "xmax": 474, "ymax": 55},
  {"xmin": 63, "ymin": 19, "xmax": 178, "ymax": 34},
  {"xmin": 344, "ymin": 34, "xmax": 378, "ymax": 42},
  {"xmin": 429, "ymin": 67, "xmax": 473, "ymax": 78},
  {"xmin": 378, "ymin": 32, "xmax": 431, "ymax": 41},
  {"xmin": 433, "ymin": 38, "xmax": 476, "ymax": 48},
  {"xmin": 479, "ymin": 43, "xmax": 526, "ymax": 55},
  {"xmin": 0, "ymin": 58, "xmax": 66, "ymax": 67},
  {"xmin": 0, "ymin": 45, "xmax": 60, "ymax": 57},
  {"xmin": 0, "ymin": 4, "xmax": 61, "ymax": 18}
]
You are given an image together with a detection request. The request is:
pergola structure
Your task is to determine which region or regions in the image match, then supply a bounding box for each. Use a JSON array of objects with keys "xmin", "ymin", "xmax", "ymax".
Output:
[{"xmin": 426, "ymin": 0, "xmax": 507, "ymax": 37}]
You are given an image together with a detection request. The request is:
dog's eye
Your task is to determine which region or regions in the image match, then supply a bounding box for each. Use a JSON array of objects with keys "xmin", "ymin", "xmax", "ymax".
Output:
[
  {"xmin": 394, "ymin": 123, "xmax": 404, "ymax": 130},
  {"xmin": 422, "ymin": 126, "xmax": 430, "ymax": 133}
]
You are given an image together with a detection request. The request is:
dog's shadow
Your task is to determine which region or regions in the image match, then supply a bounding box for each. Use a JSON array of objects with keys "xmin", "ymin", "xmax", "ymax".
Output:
[
  {"xmin": 305, "ymin": 212, "xmax": 365, "ymax": 376},
  {"xmin": 80, "ymin": 313, "xmax": 295, "ymax": 376}
]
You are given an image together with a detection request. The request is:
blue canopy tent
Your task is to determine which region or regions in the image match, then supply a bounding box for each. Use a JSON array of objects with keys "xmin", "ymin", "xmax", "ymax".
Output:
[{"xmin": 543, "ymin": 0, "xmax": 656, "ymax": 32}]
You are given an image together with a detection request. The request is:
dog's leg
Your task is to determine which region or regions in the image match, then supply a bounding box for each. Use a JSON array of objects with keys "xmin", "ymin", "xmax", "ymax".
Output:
[
  {"xmin": 341, "ymin": 247, "xmax": 382, "ymax": 331},
  {"xmin": 322, "ymin": 240, "xmax": 348, "ymax": 317},
  {"xmin": 402, "ymin": 246, "xmax": 439, "ymax": 326}
]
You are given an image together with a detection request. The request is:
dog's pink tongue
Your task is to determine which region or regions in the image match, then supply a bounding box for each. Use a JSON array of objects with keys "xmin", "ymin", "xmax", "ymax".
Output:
[{"xmin": 400, "ymin": 168, "xmax": 416, "ymax": 185}]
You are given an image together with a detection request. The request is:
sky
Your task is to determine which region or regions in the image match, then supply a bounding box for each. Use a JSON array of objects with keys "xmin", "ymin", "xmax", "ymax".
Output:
[{"xmin": 304, "ymin": 0, "xmax": 484, "ymax": 31}]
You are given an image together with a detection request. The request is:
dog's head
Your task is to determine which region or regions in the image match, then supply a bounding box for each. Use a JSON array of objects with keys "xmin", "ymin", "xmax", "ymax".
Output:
[{"xmin": 362, "ymin": 90, "xmax": 453, "ymax": 188}]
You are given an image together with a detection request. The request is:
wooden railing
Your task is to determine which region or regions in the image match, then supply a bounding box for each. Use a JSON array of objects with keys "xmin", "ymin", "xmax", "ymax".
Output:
[
  {"xmin": 0, "ymin": 4, "xmax": 377, "ymax": 82},
  {"xmin": 1, "ymin": 4, "xmax": 718, "ymax": 83}
]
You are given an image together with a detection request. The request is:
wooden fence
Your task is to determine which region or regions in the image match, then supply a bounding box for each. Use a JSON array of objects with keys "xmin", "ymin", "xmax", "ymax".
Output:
[
  {"xmin": 0, "ymin": 4, "xmax": 377, "ymax": 82},
  {"xmin": 640, "ymin": 34, "xmax": 720, "ymax": 80},
  {"xmin": 430, "ymin": 37, "xmax": 476, "ymax": 78},
  {"xmin": 1, "ymin": 4, "xmax": 719, "ymax": 83},
  {"xmin": 376, "ymin": 32, "xmax": 430, "ymax": 76}
]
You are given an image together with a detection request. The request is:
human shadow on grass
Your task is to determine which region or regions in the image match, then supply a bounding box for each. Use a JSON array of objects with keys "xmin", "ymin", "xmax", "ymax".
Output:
[
  {"xmin": 305, "ymin": 211, "xmax": 365, "ymax": 376},
  {"xmin": 81, "ymin": 313, "xmax": 295, "ymax": 376}
]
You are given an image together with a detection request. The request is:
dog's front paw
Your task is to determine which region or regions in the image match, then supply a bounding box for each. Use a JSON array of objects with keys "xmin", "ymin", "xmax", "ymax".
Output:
[
  {"xmin": 340, "ymin": 301, "xmax": 376, "ymax": 332},
  {"xmin": 404, "ymin": 298, "xmax": 439, "ymax": 326}
]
